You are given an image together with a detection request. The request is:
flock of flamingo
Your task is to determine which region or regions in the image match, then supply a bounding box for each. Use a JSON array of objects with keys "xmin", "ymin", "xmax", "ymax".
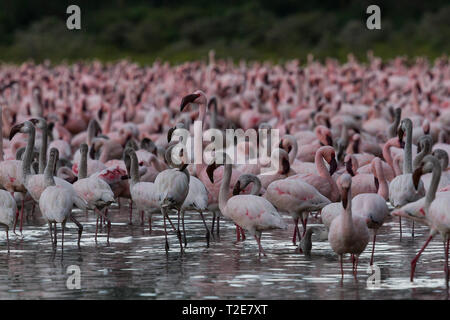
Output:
[{"xmin": 0, "ymin": 53, "xmax": 449, "ymax": 285}]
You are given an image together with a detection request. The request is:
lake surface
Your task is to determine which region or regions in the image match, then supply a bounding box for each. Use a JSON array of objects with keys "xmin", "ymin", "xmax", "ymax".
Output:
[{"xmin": 0, "ymin": 202, "xmax": 448, "ymax": 300}]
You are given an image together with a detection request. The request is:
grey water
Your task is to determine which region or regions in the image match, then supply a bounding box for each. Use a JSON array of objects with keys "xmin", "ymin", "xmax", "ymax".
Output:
[{"xmin": 0, "ymin": 203, "xmax": 448, "ymax": 300}]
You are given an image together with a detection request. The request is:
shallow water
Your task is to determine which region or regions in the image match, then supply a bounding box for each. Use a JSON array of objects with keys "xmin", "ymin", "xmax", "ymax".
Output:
[{"xmin": 0, "ymin": 202, "xmax": 448, "ymax": 300}]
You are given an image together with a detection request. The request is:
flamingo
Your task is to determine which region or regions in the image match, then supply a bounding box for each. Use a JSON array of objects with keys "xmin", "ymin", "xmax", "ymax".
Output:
[
  {"xmin": 154, "ymin": 145, "xmax": 190, "ymax": 253},
  {"xmin": 73, "ymin": 143, "xmax": 115, "ymax": 244},
  {"xmin": 392, "ymin": 155, "xmax": 450, "ymax": 285},
  {"xmin": 39, "ymin": 148, "xmax": 81, "ymax": 251},
  {"xmin": 206, "ymin": 153, "xmax": 287, "ymax": 256},
  {"xmin": 265, "ymin": 172, "xmax": 330, "ymax": 247},
  {"xmin": 123, "ymin": 148, "xmax": 159, "ymax": 233},
  {"xmin": 389, "ymin": 118, "xmax": 425, "ymax": 239},
  {"xmin": 328, "ymin": 174, "xmax": 370, "ymax": 278}
]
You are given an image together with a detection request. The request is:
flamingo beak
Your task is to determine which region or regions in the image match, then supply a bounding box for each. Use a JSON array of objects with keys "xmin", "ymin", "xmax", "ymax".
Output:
[
  {"xmin": 206, "ymin": 162, "xmax": 218, "ymax": 183},
  {"xmin": 345, "ymin": 160, "xmax": 354, "ymax": 176},
  {"xmin": 281, "ymin": 157, "xmax": 290, "ymax": 174},
  {"xmin": 398, "ymin": 127, "xmax": 405, "ymax": 148},
  {"xmin": 9, "ymin": 123, "xmax": 24, "ymax": 140},
  {"xmin": 329, "ymin": 157, "xmax": 338, "ymax": 176},
  {"xmin": 342, "ymin": 188, "xmax": 348, "ymax": 209},
  {"xmin": 167, "ymin": 127, "xmax": 175, "ymax": 143},
  {"xmin": 180, "ymin": 93, "xmax": 200, "ymax": 112},
  {"xmin": 412, "ymin": 166, "xmax": 423, "ymax": 190},
  {"xmin": 232, "ymin": 180, "xmax": 241, "ymax": 195},
  {"xmin": 374, "ymin": 176, "xmax": 379, "ymax": 192},
  {"xmin": 326, "ymin": 135, "xmax": 333, "ymax": 146}
]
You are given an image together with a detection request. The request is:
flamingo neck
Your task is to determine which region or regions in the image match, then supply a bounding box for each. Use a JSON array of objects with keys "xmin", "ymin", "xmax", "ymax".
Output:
[
  {"xmin": 39, "ymin": 123, "xmax": 48, "ymax": 174},
  {"xmin": 129, "ymin": 152, "xmax": 140, "ymax": 186},
  {"xmin": 425, "ymin": 161, "xmax": 441, "ymax": 208},
  {"xmin": 249, "ymin": 177, "xmax": 262, "ymax": 195},
  {"xmin": 22, "ymin": 126, "xmax": 35, "ymax": 179},
  {"xmin": 342, "ymin": 187, "xmax": 353, "ymax": 234},
  {"xmin": 79, "ymin": 149, "xmax": 88, "ymax": 179},
  {"xmin": 219, "ymin": 163, "xmax": 232, "ymax": 213},
  {"xmin": 44, "ymin": 154, "xmax": 56, "ymax": 187},
  {"xmin": 403, "ymin": 123, "xmax": 413, "ymax": 174},
  {"xmin": 285, "ymin": 135, "xmax": 298, "ymax": 164},
  {"xmin": 104, "ymin": 105, "xmax": 112, "ymax": 134},
  {"xmin": 315, "ymin": 150, "xmax": 339, "ymax": 200},
  {"xmin": 383, "ymin": 140, "xmax": 395, "ymax": 171},
  {"xmin": 375, "ymin": 161, "xmax": 389, "ymax": 200}
]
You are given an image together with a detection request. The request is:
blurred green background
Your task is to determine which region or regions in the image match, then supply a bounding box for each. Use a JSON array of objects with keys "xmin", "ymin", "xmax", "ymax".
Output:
[{"xmin": 0, "ymin": 0, "xmax": 448, "ymax": 64}]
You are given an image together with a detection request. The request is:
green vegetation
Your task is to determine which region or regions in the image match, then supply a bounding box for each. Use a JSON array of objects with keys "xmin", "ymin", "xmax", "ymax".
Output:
[{"xmin": 0, "ymin": 0, "xmax": 448, "ymax": 64}]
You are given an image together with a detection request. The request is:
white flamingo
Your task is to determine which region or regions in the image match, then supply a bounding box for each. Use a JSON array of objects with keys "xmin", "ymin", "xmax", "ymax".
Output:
[
  {"xmin": 328, "ymin": 174, "xmax": 370, "ymax": 279},
  {"xmin": 206, "ymin": 153, "xmax": 287, "ymax": 257},
  {"xmin": 392, "ymin": 155, "xmax": 450, "ymax": 285},
  {"xmin": 155, "ymin": 145, "xmax": 190, "ymax": 253},
  {"xmin": 123, "ymin": 148, "xmax": 159, "ymax": 233},
  {"xmin": 73, "ymin": 143, "xmax": 115, "ymax": 244},
  {"xmin": 39, "ymin": 148, "xmax": 80, "ymax": 250},
  {"xmin": 389, "ymin": 118, "xmax": 425, "ymax": 239}
]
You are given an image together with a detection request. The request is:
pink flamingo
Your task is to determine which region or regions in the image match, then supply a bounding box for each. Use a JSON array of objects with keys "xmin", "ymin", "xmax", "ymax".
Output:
[
  {"xmin": 328, "ymin": 174, "xmax": 370, "ymax": 279},
  {"xmin": 392, "ymin": 155, "xmax": 450, "ymax": 285},
  {"xmin": 206, "ymin": 153, "xmax": 287, "ymax": 257}
]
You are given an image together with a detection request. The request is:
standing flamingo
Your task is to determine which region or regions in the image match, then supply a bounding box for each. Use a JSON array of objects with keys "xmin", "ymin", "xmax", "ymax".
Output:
[
  {"xmin": 73, "ymin": 143, "xmax": 115, "ymax": 244},
  {"xmin": 389, "ymin": 118, "xmax": 425, "ymax": 238},
  {"xmin": 206, "ymin": 153, "xmax": 287, "ymax": 257},
  {"xmin": 328, "ymin": 174, "xmax": 370, "ymax": 279},
  {"xmin": 39, "ymin": 148, "xmax": 78, "ymax": 251},
  {"xmin": 392, "ymin": 155, "xmax": 450, "ymax": 285}
]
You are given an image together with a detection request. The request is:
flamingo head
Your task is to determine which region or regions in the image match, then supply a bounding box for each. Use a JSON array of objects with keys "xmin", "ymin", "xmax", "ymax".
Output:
[
  {"xmin": 321, "ymin": 146, "xmax": 337, "ymax": 176},
  {"xmin": 316, "ymin": 125, "xmax": 333, "ymax": 146},
  {"xmin": 180, "ymin": 90, "xmax": 206, "ymax": 112},
  {"xmin": 9, "ymin": 120, "xmax": 34, "ymax": 140}
]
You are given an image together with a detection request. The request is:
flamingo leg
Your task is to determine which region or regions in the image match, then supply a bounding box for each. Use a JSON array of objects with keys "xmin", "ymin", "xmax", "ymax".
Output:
[
  {"xmin": 140, "ymin": 210, "xmax": 144, "ymax": 226},
  {"xmin": 292, "ymin": 217, "xmax": 299, "ymax": 245},
  {"xmin": 254, "ymin": 234, "xmax": 266, "ymax": 257},
  {"xmin": 176, "ymin": 209, "xmax": 183, "ymax": 251},
  {"xmin": 96, "ymin": 208, "xmax": 111, "ymax": 245},
  {"xmin": 354, "ymin": 255, "xmax": 359, "ymax": 278},
  {"xmin": 445, "ymin": 239, "xmax": 449, "ymax": 288},
  {"xmin": 6, "ymin": 227, "xmax": 10, "ymax": 253},
  {"xmin": 236, "ymin": 224, "xmax": 240, "ymax": 242},
  {"xmin": 181, "ymin": 210, "xmax": 187, "ymax": 247},
  {"xmin": 95, "ymin": 216, "xmax": 99, "ymax": 243},
  {"xmin": 53, "ymin": 222, "xmax": 57, "ymax": 247},
  {"xmin": 301, "ymin": 216, "xmax": 308, "ymax": 237},
  {"xmin": 30, "ymin": 203, "xmax": 35, "ymax": 217},
  {"xmin": 241, "ymin": 226, "xmax": 246, "ymax": 241},
  {"xmin": 370, "ymin": 232, "xmax": 377, "ymax": 266},
  {"xmin": 48, "ymin": 222, "xmax": 54, "ymax": 246},
  {"xmin": 161, "ymin": 208, "xmax": 169, "ymax": 253},
  {"xmin": 412, "ymin": 221, "xmax": 415, "ymax": 238},
  {"xmin": 399, "ymin": 217, "xmax": 402, "ymax": 241},
  {"xmin": 216, "ymin": 214, "xmax": 220, "ymax": 236},
  {"xmin": 128, "ymin": 201, "xmax": 133, "ymax": 225},
  {"xmin": 199, "ymin": 210, "xmax": 210, "ymax": 247},
  {"xmin": 19, "ymin": 198, "xmax": 24, "ymax": 234},
  {"xmin": 61, "ymin": 221, "xmax": 65, "ymax": 256},
  {"xmin": 13, "ymin": 208, "xmax": 19, "ymax": 234},
  {"xmin": 118, "ymin": 197, "xmax": 121, "ymax": 210},
  {"xmin": 410, "ymin": 234, "xmax": 433, "ymax": 282},
  {"xmin": 211, "ymin": 211, "xmax": 216, "ymax": 236},
  {"xmin": 70, "ymin": 214, "xmax": 83, "ymax": 248},
  {"xmin": 148, "ymin": 214, "xmax": 152, "ymax": 234},
  {"xmin": 340, "ymin": 255, "xmax": 344, "ymax": 279}
]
